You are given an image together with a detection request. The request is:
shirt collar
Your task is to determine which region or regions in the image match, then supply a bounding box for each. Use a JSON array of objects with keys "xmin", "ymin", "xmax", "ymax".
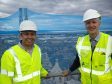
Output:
[
  {"xmin": 18, "ymin": 42, "xmax": 34, "ymax": 51},
  {"xmin": 89, "ymin": 32, "xmax": 101, "ymax": 42}
]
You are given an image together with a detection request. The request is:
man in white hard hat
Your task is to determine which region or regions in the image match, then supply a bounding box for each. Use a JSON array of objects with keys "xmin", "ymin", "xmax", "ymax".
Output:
[
  {"xmin": 0, "ymin": 20, "xmax": 48, "ymax": 84},
  {"xmin": 63, "ymin": 9, "xmax": 112, "ymax": 84}
]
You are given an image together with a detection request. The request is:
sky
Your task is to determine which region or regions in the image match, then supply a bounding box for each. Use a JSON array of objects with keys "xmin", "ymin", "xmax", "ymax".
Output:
[{"xmin": 0, "ymin": 0, "xmax": 112, "ymax": 18}]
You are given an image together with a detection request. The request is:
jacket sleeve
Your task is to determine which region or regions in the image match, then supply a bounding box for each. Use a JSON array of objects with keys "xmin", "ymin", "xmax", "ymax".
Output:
[
  {"xmin": 69, "ymin": 37, "xmax": 81, "ymax": 72},
  {"xmin": 0, "ymin": 50, "xmax": 14, "ymax": 84},
  {"xmin": 69, "ymin": 52, "xmax": 80, "ymax": 72},
  {"xmin": 37, "ymin": 45, "xmax": 48, "ymax": 77},
  {"xmin": 40, "ymin": 65, "xmax": 48, "ymax": 77}
]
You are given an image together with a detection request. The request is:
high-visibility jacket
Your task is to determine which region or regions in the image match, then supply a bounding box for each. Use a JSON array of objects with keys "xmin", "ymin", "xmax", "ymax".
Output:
[
  {"xmin": 0, "ymin": 44, "xmax": 48, "ymax": 84},
  {"xmin": 76, "ymin": 32, "xmax": 112, "ymax": 84}
]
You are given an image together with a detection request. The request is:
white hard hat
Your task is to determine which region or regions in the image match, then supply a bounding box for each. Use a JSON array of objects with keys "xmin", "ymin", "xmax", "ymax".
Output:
[
  {"xmin": 19, "ymin": 20, "xmax": 37, "ymax": 31},
  {"xmin": 83, "ymin": 9, "xmax": 101, "ymax": 21}
]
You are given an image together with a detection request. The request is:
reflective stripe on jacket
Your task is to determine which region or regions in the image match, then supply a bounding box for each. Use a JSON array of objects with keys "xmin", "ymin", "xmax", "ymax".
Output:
[
  {"xmin": 1, "ymin": 44, "xmax": 48, "ymax": 84},
  {"xmin": 76, "ymin": 32, "xmax": 112, "ymax": 84}
]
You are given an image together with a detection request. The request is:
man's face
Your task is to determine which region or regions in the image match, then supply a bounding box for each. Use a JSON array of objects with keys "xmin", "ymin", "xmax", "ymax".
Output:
[
  {"xmin": 20, "ymin": 31, "xmax": 36, "ymax": 47},
  {"xmin": 84, "ymin": 18, "xmax": 100, "ymax": 35}
]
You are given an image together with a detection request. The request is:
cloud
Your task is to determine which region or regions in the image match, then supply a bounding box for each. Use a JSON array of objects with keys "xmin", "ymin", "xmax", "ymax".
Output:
[
  {"xmin": 0, "ymin": 23, "xmax": 16, "ymax": 31},
  {"xmin": 0, "ymin": 12, "xmax": 10, "ymax": 17},
  {"xmin": 0, "ymin": 0, "xmax": 112, "ymax": 18}
]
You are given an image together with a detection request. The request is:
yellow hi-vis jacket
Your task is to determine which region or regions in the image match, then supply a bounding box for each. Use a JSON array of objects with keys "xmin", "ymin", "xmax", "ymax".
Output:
[
  {"xmin": 0, "ymin": 44, "xmax": 48, "ymax": 84},
  {"xmin": 76, "ymin": 32, "xmax": 112, "ymax": 84}
]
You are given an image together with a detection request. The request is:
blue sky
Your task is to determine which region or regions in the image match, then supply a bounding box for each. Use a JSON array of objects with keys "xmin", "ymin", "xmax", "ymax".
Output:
[
  {"xmin": 0, "ymin": 0, "xmax": 112, "ymax": 31},
  {"xmin": 0, "ymin": 8, "xmax": 112, "ymax": 31}
]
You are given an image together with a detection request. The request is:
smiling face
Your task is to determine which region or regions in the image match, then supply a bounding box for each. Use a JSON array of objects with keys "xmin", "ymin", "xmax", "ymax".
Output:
[
  {"xmin": 84, "ymin": 18, "xmax": 100, "ymax": 37},
  {"xmin": 20, "ymin": 31, "xmax": 36, "ymax": 47}
]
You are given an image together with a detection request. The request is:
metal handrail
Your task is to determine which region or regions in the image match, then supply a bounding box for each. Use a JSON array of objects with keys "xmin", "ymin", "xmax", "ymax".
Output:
[{"xmin": 43, "ymin": 72, "xmax": 80, "ymax": 78}]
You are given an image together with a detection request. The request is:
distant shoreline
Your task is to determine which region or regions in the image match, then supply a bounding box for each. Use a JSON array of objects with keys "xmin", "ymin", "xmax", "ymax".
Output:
[
  {"xmin": 0, "ymin": 30, "xmax": 112, "ymax": 35},
  {"xmin": 0, "ymin": 30, "xmax": 86, "ymax": 35}
]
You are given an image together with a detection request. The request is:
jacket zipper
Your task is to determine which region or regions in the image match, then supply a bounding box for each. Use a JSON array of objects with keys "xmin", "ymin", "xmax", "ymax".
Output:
[
  {"xmin": 90, "ymin": 46, "xmax": 95, "ymax": 84},
  {"xmin": 90, "ymin": 52, "xmax": 93, "ymax": 84}
]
